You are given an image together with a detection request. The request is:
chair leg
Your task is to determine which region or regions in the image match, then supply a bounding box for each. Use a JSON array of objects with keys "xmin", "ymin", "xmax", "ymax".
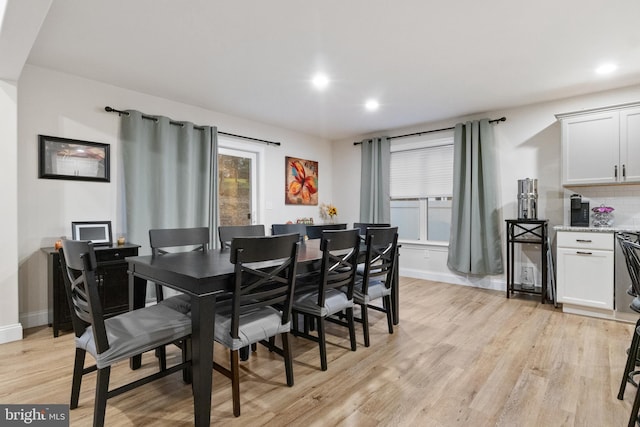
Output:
[
  {"xmin": 361, "ymin": 304, "xmax": 370, "ymax": 347},
  {"xmin": 282, "ymin": 332, "xmax": 294, "ymax": 386},
  {"xmin": 384, "ymin": 295, "xmax": 394, "ymax": 334},
  {"xmin": 182, "ymin": 338, "xmax": 192, "ymax": 384},
  {"xmin": 317, "ymin": 317, "xmax": 327, "ymax": 371},
  {"xmin": 155, "ymin": 283, "xmax": 164, "ymax": 302},
  {"xmin": 620, "ymin": 321, "xmax": 640, "ymax": 399},
  {"xmin": 230, "ymin": 350, "xmax": 240, "ymax": 417},
  {"xmin": 94, "ymin": 367, "xmax": 111, "ymax": 427},
  {"xmin": 629, "ymin": 382, "xmax": 640, "ymax": 427},
  {"xmin": 70, "ymin": 348, "xmax": 86, "ymax": 409},
  {"xmin": 157, "ymin": 345, "xmax": 167, "ymax": 371},
  {"xmin": 346, "ymin": 307, "xmax": 357, "ymax": 351}
]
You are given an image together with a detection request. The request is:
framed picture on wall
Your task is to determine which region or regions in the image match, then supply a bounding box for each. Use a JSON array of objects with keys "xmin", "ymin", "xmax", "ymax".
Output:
[
  {"xmin": 38, "ymin": 135, "xmax": 110, "ymax": 182},
  {"xmin": 285, "ymin": 156, "xmax": 318, "ymax": 205}
]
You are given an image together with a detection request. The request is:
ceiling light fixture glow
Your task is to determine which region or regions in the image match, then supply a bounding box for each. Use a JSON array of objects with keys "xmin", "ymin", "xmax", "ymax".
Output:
[
  {"xmin": 365, "ymin": 99, "xmax": 380, "ymax": 111},
  {"xmin": 595, "ymin": 63, "xmax": 617, "ymax": 75},
  {"xmin": 311, "ymin": 73, "xmax": 329, "ymax": 90}
]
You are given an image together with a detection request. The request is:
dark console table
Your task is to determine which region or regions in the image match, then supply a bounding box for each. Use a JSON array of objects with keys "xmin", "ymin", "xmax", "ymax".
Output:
[
  {"xmin": 505, "ymin": 219, "xmax": 549, "ymax": 303},
  {"xmin": 44, "ymin": 243, "xmax": 140, "ymax": 337}
]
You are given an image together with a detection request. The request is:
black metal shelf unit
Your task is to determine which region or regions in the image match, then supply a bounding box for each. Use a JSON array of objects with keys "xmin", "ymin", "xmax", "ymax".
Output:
[{"xmin": 505, "ymin": 219, "xmax": 549, "ymax": 303}]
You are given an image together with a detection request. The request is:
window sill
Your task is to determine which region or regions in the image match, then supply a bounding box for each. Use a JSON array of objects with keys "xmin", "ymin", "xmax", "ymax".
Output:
[{"xmin": 397, "ymin": 239, "xmax": 449, "ymax": 248}]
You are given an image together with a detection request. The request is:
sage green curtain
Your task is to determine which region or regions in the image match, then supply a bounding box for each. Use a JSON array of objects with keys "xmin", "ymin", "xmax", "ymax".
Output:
[
  {"xmin": 447, "ymin": 119, "xmax": 503, "ymax": 275},
  {"xmin": 120, "ymin": 110, "xmax": 217, "ymax": 255},
  {"xmin": 359, "ymin": 136, "xmax": 391, "ymax": 223}
]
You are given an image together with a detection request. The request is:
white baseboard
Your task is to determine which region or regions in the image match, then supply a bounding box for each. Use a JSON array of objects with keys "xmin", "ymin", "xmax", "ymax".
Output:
[
  {"xmin": 19, "ymin": 309, "xmax": 49, "ymax": 329},
  {"xmin": 0, "ymin": 323, "xmax": 23, "ymax": 344},
  {"xmin": 399, "ymin": 267, "xmax": 506, "ymax": 292}
]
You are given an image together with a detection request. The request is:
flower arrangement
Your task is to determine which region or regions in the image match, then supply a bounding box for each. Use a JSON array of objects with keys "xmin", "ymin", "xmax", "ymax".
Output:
[{"xmin": 319, "ymin": 203, "xmax": 338, "ymax": 221}]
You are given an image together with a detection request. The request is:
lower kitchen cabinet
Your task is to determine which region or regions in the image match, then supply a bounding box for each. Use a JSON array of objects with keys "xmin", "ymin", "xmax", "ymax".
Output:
[
  {"xmin": 556, "ymin": 231, "xmax": 614, "ymax": 311},
  {"xmin": 44, "ymin": 243, "xmax": 140, "ymax": 337}
]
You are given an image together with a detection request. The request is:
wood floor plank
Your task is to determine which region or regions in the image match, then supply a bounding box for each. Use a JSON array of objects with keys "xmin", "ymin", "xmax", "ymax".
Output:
[{"xmin": 0, "ymin": 278, "xmax": 635, "ymax": 426}]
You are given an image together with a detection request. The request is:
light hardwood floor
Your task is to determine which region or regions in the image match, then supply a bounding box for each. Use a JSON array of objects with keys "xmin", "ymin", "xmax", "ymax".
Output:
[{"xmin": 0, "ymin": 277, "xmax": 635, "ymax": 426}]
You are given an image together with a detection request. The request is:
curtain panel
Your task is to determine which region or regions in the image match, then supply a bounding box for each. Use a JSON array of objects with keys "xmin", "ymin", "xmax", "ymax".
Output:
[
  {"xmin": 447, "ymin": 119, "xmax": 503, "ymax": 275},
  {"xmin": 359, "ymin": 136, "xmax": 391, "ymax": 223},
  {"xmin": 120, "ymin": 110, "xmax": 218, "ymax": 255}
]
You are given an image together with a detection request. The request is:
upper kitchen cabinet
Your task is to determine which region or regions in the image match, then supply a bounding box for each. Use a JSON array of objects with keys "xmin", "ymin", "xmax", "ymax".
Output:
[{"xmin": 557, "ymin": 103, "xmax": 640, "ymax": 186}]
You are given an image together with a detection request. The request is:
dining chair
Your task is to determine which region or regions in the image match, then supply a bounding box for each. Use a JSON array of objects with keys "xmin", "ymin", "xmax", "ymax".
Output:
[
  {"xmin": 306, "ymin": 223, "xmax": 347, "ymax": 239},
  {"xmin": 218, "ymin": 224, "xmax": 265, "ymax": 249},
  {"xmin": 292, "ymin": 228, "xmax": 360, "ymax": 370},
  {"xmin": 353, "ymin": 222, "xmax": 391, "ymax": 236},
  {"xmin": 213, "ymin": 233, "xmax": 299, "ymax": 417},
  {"xmin": 617, "ymin": 240, "xmax": 640, "ymax": 427},
  {"xmin": 272, "ymin": 223, "xmax": 307, "ymax": 242},
  {"xmin": 59, "ymin": 239, "xmax": 192, "ymax": 427},
  {"xmin": 149, "ymin": 226, "xmax": 210, "ymax": 311},
  {"xmin": 354, "ymin": 226, "xmax": 399, "ymax": 347}
]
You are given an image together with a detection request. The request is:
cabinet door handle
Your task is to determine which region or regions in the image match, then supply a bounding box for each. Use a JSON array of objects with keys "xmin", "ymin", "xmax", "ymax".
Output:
[
  {"xmin": 623, "ymin": 164, "xmax": 626, "ymax": 179},
  {"xmin": 615, "ymin": 165, "xmax": 618, "ymax": 179},
  {"xmin": 575, "ymin": 239, "xmax": 592, "ymax": 243},
  {"xmin": 576, "ymin": 251, "xmax": 593, "ymax": 255}
]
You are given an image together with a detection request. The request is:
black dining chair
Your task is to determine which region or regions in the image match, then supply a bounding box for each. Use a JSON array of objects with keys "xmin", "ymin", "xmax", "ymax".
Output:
[
  {"xmin": 272, "ymin": 223, "xmax": 307, "ymax": 242},
  {"xmin": 218, "ymin": 224, "xmax": 265, "ymax": 249},
  {"xmin": 59, "ymin": 239, "xmax": 192, "ymax": 427},
  {"xmin": 354, "ymin": 226, "xmax": 399, "ymax": 347},
  {"xmin": 213, "ymin": 233, "xmax": 299, "ymax": 417},
  {"xmin": 353, "ymin": 222, "xmax": 391, "ymax": 236},
  {"xmin": 306, "ymin": 223, "xmax": 347, "ymax": 239},
  {"xmin": 617, "ymin": 240, "xmax": 640, "ymax": 427},
  {"xmin": 292, "ymin": 228, "xmax": 360, "ymax": 370},
  {"xmin": 149, "ymin": 226, "xmax": 210, "ymax": 311}
]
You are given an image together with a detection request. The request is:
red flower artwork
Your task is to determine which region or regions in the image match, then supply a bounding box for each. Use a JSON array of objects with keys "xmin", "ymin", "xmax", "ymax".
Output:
[{"xmin": 285, "ymin": 157, "xmax": 318, "ymax": 205}]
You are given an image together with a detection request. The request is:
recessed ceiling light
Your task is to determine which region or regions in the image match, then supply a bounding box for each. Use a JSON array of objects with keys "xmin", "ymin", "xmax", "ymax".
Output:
[
  {"xmin": 596, "ymin": 63, "xmax": 617, "ymax": 75},
  {"xmin": 311, "ymin": 73, "xmax": 329, "ymax": 90},
  {"xmin": 365, "ymin": 99, "xmax": 380, "ymax": 111}
]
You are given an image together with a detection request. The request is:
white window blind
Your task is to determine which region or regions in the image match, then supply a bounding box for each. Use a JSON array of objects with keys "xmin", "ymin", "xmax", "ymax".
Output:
[{"xmin": 390, "ymin": 143, "xmax": 453, "ymax": 198}]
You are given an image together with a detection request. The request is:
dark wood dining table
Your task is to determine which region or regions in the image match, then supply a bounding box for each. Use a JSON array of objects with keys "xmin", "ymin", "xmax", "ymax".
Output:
[{"xmin": 126, "ymin": 238, "xmax": 399, "ymax": 426}]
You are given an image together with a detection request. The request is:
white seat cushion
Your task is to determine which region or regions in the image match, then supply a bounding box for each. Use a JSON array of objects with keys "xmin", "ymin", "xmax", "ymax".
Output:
[
  {"xmin": 352, "ymin": 279, "xmax": 391, "ymax": 304},
  {"xmin": 76, "ymin": 303, "xmax": 192, "ymax": 369},
  {"xmin": 213, "ymin": 304, "xmax": 290, "ymax": 351},
  {"xmin": 293, "ymin": 288, "xmax": 353, "ymax": 317},
  {"xmin": 158, "ymin": 293, "xmax": 191, "ymax": 314}
]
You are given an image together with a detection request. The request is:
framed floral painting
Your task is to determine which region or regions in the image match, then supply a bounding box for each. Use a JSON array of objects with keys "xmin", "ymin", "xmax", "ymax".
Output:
[{"xmin": 285, "ymin": 156, "xmax": 318, "ymax": 205}]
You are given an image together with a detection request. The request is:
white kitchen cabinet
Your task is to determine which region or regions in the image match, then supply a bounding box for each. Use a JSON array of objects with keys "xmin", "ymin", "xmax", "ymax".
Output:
[
  {"xmin": 556, "ymin": 231, "xmax": 614, "ymax": 310},
  {"xmin": 557, "ymin": 103, "xmax": 640, "ymax": 186}
]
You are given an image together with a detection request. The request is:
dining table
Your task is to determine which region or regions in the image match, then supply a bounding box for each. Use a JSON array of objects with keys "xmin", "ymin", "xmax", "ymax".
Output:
[{"xmin": 126, "ymin": 237, "xmax": 399, "ymax": 426}]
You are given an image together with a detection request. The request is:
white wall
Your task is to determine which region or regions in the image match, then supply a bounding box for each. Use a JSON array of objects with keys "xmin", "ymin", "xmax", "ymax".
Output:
[
  {"xmin": 17, "ymin": 65, "xmax": 333, "ymax": 327},
  {"xmin": 333, "ymin": 83, "xmax": 640, "ymax": 290},
  {"xmin": 0, "ymin": 79, "xmax": 22, "ymax": 343}
]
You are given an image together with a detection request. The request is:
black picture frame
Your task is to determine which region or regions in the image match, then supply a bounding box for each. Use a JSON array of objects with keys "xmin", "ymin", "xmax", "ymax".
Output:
[
  {"xmin": 71, "ymin": 221, "xmax": 113, "ymax": 246},
  {"xmin": 39, "ymin": 135, "xmax": 110, "ymax": 182}
]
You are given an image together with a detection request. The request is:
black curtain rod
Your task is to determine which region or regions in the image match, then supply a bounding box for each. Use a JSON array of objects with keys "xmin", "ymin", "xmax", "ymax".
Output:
[
  {"xmin": 105, "ymin": 106, "xmax": 281, "ymax": 146},
  {"xmin": 353, "ymin": 116, "xmax": 506, "ymax": 145}
]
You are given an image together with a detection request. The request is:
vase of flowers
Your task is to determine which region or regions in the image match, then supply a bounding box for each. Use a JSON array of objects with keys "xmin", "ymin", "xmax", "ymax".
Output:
[{"xmin": 320, "ymin": 203, "xmax": 338, "ymax": 223}]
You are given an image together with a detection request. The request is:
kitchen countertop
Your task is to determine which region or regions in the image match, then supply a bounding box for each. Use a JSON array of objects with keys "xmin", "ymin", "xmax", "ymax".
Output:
[{"xmin": 554, "ymin": 225, "xmax": 640, "ymax": 233}]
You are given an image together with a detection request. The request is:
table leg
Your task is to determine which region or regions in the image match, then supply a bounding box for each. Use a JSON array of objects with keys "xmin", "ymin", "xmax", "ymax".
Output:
[
  {"xmin": 392, "ymin": 249, "xmax": 400, "ymax": 325},
  {"xmin": 191, "ymin": 294, "xmax": 215, "ymax": 427},
  {"xmin": 129, "ymin": 273, "xmax": 147, "ymax": 370}
]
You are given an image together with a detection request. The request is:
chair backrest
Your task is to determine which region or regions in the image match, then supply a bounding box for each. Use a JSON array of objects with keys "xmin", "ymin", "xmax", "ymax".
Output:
[
  {"xmin": 306, "ymin": 223, "xmax": 347, "ymax": 239},
  {"xmin": 59, "ymin": 239, "xmax": 110, "ymax": 354},
  {"xmin": 359, "ymin": 227, "xmax": 399, "ymax": 295},
  {"xmin": 218, "ymin": 224, "xmax": 266, "ymax": 249},
  {"xmin": 316, "ymin": 229, "xmax": 361, "ymax": 306},
  {"xmin": 353, "ymin": 222, "xmax": 391, "ymax": 236},
  {"xmin": 149, "ymin": 227, "xmax": 209, "ymax": 256},
  {"xmin": 271, "ymin": 223, "xmax": 307, "ymax": 242},
  {"xmin": 622, "ymin": 239, "xmax": 640, "ymax": 298},
  {"xmin": 229, "ymin": 234, "xmax": 299, "ymax": 339}
]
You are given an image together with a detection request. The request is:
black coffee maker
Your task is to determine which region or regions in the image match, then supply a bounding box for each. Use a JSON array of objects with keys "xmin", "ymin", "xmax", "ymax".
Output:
[{"xmin": 570, "ymin": 194, "xmax": 590, "ymax": 226}]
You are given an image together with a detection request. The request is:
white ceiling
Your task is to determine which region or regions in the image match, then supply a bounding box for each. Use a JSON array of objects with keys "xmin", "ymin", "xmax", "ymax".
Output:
[{"xmin": 26, "ymin": 0, "xmax": 640, "ymax": 140}]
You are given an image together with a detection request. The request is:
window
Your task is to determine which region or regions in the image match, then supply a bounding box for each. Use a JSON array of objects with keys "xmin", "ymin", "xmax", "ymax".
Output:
[
  {"xmin": 218, "ymin": 137, "xmax": 264, "ymax": 226},
  {"xmin": 390, "ymin": 134, "xmax": 454, "ymax": 243}
]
